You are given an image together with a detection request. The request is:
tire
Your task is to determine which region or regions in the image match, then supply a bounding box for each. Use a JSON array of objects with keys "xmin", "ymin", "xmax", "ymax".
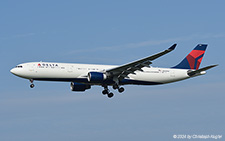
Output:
[
  {"xmin": 108, "ymin": 93, "xmax": 114, "ymax": 98},
  {"xmin": 30, "ymin": 84, "xmax": 35, "ymax": 88},
  {"xmin": 118, "ymin": 87, "xmax": 125, "ymax": 93},
  {"xmin": 102, "ymin": 90, "xmax": 108, "ymax": 95}
]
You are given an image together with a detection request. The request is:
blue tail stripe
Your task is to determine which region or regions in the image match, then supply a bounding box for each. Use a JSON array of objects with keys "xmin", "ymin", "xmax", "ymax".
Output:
[
  {"xmin": 194, "ymin": 44, "xmax": 207, "ymax": 51},
  {"xmin": 172, "ymin": 58, "xmax": 190, "ymax": 69}
]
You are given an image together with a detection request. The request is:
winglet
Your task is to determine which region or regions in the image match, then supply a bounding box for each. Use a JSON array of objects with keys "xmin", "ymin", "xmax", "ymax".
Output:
[{"xmin": 168, "ymin": 44, "xmax": 177, "ymax": 51}]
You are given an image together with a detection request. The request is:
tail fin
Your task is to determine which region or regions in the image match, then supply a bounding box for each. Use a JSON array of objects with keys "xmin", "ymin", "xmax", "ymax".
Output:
[{"xmin": 173, "ymin": 44, "xmax": 207, "ymax": 70}]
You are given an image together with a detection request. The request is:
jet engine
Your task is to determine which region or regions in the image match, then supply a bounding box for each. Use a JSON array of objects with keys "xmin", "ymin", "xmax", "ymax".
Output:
[
  {"xmin": 70, "ymin": 82, "xmax": 91, "ymax": 91},
  {"xmin": 87, "ymin": 72, "xmax": 107, "ymax": 83}
]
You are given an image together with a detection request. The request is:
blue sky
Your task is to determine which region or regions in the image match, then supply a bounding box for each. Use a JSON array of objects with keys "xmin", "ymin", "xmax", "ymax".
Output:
[{"xmin": 0, "ymin": 0, "xmax": 225, "ymax": 140}]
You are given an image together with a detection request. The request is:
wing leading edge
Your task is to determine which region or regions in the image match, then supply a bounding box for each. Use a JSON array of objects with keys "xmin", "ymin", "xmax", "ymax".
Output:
[{"xmin": 106, "ymin": 44, "xmax": 177, "ymax": 81}]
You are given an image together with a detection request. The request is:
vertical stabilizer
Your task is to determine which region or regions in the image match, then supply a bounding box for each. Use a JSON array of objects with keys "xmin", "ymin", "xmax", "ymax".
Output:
[{"xmin": 173, "ymin": 44, "xmax": 207, "ymax": 70}]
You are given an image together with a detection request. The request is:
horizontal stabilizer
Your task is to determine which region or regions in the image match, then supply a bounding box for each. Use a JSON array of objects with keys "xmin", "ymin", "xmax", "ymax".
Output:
[{"xmin": 188, "ymin": 64, "xmax": 218, "ymax": 77}]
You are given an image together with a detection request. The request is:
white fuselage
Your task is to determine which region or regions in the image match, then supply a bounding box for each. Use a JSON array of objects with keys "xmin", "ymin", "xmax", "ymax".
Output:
[
  {"xmin": 10, "ymin": 62, "xmax": 193, "ymax": 85},
  {"xmin": 10, "ymin": 44, "xmax": 214, "ymax": 98}
]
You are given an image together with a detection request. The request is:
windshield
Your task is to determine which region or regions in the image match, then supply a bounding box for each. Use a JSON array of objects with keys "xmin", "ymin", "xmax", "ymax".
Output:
[{"xmin": 16, "ymin": 65, "xmax": 23, "ymax": 68}]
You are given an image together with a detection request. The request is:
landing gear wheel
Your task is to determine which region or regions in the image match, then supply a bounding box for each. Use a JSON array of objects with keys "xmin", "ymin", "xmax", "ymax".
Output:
[
  {"xmin": 107, "ymin": 93, "xmax": 114, "ymax": 98},
  {"xmin": 30, "ymin": 84, "xmax": 35, "ymax": 88},
  {"xmin": 113, "ymin": 84, "xmax": 119, "ymax": 90},
  {"xmin": 102, "ymin": 90, "xmax": 108, "ymax": 95},
  {"xmin": 118, "ymin": 87, "xmax": 125, "ymax": 93}
]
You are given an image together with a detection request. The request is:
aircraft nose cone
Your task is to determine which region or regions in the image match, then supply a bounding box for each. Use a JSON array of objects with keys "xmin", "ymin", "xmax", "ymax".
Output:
[
  {"xmin": 10, "ymin": 67, "xmax": 27, "ymax": 78},
  {"xmin": 10, "ymin": 68, "xmax": 16, "ymax": 74}
]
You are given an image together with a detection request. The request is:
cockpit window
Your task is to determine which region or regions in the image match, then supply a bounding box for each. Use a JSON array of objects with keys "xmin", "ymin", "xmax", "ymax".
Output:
[{"xmin": 16, "ymin": 65, "xmax": 23, "ymax": 68}]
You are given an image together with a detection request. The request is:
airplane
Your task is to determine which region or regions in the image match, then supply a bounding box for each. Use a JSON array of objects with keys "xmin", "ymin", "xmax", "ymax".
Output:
[{"xmin": 10, "ymin": 44, "xmax": 217, "ymax": 98}]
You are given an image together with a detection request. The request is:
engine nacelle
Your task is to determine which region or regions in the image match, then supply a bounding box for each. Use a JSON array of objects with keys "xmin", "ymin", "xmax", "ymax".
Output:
[
  {"xmin": 87, "ymin": 72, "xmax": 107, "ymax": 83},
  {"xmin": 70, "ymin": 82, "xmax": 91, "ymax": 92}
]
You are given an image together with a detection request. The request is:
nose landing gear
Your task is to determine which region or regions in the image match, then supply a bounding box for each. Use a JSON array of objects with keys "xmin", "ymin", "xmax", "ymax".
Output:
[{"xmin": 29, "ymin": 79, "xmax": 35, "ymax": 88}]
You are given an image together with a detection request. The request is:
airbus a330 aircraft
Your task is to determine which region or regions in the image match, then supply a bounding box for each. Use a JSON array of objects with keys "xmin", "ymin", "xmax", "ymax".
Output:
[{"xmin": 10, "ymin": 44, "xmax": 217, "ymax": 98}]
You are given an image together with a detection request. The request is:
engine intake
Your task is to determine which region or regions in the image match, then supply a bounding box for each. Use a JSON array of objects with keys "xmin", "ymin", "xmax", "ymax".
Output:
[
  {"xmin": 70, "ymin": 82, "xmax": 91, "ymax": 91},
  {"xmin": 87, "ymin": 72, "xmax": 107, "ymax": 83}
]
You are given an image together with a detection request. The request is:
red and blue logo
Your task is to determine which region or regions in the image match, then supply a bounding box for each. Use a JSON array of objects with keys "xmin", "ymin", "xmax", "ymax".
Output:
[{"xmin": 173, "ymin": 44, "xmax": 207, "ymax": 70}]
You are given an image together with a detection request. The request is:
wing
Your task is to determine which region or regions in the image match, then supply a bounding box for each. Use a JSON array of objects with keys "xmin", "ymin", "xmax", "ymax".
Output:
[{"xmin": 106, "ymin": 44, "xmax": 177, "ymax": 81}]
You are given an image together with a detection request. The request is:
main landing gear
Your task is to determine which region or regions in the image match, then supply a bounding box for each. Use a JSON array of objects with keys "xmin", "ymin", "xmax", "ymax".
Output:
[
  {"xmin": 102, "ymin": 85, "xmax": 125, "ymax": 98},
  {"xmin": 102, "ymin": 86, "xmax": 114, "ymax": 98},
  {"xmin": 113, "ymin": 84, "xmax": 125, "ymax": 93},
  {"xmin": 29, "ymin": 79, "xmax": 35, "ymax": 88}
]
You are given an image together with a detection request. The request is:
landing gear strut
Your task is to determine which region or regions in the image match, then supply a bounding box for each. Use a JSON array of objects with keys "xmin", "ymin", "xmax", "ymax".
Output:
[{"xmin": 29, "ymin": 79, "xmax": 35, "ymax": 88}]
